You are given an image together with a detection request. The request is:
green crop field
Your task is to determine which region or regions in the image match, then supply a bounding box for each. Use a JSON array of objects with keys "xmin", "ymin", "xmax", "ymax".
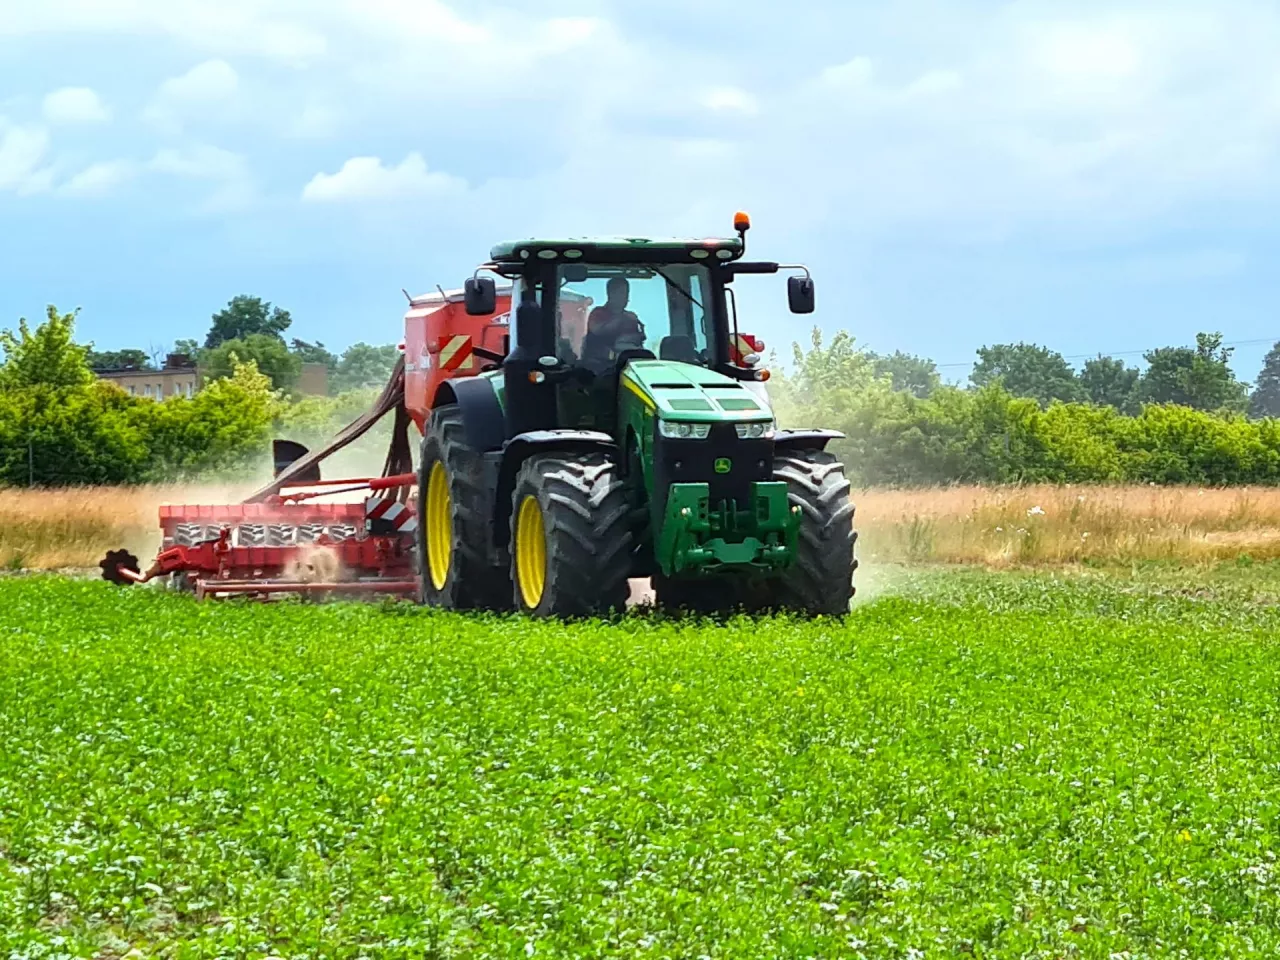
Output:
[{"xmin": 4, "ymin": 573, "xmax": 1280, "ymax": 958}]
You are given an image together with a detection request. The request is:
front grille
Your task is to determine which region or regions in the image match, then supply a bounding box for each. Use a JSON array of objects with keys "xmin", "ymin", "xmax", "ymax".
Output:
[{"xmin": 652, "ymin": 422, "xmax": 772, "ymax": 512}]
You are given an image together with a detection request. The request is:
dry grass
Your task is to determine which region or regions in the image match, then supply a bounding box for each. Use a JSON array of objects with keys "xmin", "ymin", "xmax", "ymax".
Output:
[
  {"xmin": 5, "ymin": 483, "xmax": 1280, "ymax": 573},
  {"xmin": 0, "ymin": 484, "xmax": 252, "ymax": 571},
  {"xmin": 856, "ymin": 484, "xmax": 1280, "ymax": 565}
]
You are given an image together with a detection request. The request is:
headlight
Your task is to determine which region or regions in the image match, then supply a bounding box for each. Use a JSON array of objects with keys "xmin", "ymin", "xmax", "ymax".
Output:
[
  {"xmin": 735, "ymin": 420, "xmax": 775, "ymax": 439},
  {"xmin": 658, "ymin": 420, "xmax": 712, "ymax": 440}
]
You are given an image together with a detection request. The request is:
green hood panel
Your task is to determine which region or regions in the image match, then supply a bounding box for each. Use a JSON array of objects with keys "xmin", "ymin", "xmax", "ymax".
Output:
[{"xmin": 620, "ymin": 360, "xmax": 772, "ymax": 422}]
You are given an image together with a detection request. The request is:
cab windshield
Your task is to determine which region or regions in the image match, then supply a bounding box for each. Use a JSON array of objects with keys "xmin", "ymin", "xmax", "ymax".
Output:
[{"xmin": 554, "ymin": 264, "xmax": 713, "ymax": 371}]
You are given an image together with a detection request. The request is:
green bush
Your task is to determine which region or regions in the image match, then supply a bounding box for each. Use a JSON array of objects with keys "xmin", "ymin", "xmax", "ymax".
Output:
[
  {"xmin": 144, "ymin": 360, "xmax": 283, "ymax": 479},
  {"xmin": 0, "ymin": 348, "xmax": 284, "ymax": 486},
  {"xmin": 775, "ymin": 332, "xmax": 1280, "ymax": 487},
  {"xmin": 0, "ymin": 382, "xmax": 150, "ymax": 486},
  {"xmin": 9, "ymin": 306, "xmax": 1280, "ymax": 490}
]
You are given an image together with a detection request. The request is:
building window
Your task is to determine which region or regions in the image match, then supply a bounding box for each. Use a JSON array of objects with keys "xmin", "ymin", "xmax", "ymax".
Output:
[{"xmin": 185, "ymin": 382, "xmax": 194, "ymax": 398}]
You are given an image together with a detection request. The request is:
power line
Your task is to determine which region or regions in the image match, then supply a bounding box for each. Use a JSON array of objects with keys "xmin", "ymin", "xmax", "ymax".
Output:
[{"xmin": 931, "ymin": 336, "xmax": 1280, "ymax": 370}]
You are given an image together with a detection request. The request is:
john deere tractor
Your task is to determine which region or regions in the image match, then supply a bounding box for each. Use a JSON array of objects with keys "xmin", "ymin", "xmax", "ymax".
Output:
[{"xmin": 417, "ymin": 213, "xmax": 856, "ymax": 616}]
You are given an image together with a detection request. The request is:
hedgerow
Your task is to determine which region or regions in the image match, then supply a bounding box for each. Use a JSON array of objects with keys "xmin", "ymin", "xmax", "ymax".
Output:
[
  {"xmin": 8, "ymin": 306, "xmax": 1280, "ymax": 488},
  {"xmin": 772, "ymin": 338, "xmax": 1280, "ymax": 487}
]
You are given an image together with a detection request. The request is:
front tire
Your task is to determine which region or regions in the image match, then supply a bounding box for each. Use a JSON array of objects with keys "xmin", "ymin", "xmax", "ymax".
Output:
[
  {"xmin": 769, "ymin": 448, "xmax": 857, "ymax": 615},
  {"xmin": 416, "ymin": 404, "xmax": 509, "ymax": 610},
  {"xmin": 509, "ymin": 452, "xmax": 632, "ymax": 617}
]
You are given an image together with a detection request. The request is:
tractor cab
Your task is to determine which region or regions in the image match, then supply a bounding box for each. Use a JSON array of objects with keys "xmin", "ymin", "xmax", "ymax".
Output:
[{"xmin": 466, "ymin": 215, "xmax": 812, "ymax": 439}]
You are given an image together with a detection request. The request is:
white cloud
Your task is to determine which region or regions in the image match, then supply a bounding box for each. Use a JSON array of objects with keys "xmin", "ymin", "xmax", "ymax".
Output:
[
  {"xmin": 701, "ymin": 86, "xmax": 758, "ymax": 115},
  {"xmin": 6, "ymin": 0, "xmax": 1280, "ymax": 244},
  {"xmin": 821, "ymin": 56, "xmax": 874, "ymax": 89},
  {"xmin": 0, "ymin": 0, "xmax": 326, "ymax": 64},
  {"xmin": 1024, "ymin": 19, "xmax": 1144, "ymax": 90},
  {"xmin": 150, "ymin": 143, "xmax": 247, "ymax": 180},
  {"xmin": 301, "ymin": 153, "xmax": 463, "ymax": 202},
  {"xmin": 903, "ymin": 70, "xmax": 962, "ymax": 98},
  {"xmin": 288, "ymin": 103, "xmax": 339, "ymax": 140},
  {"xmin": 0, "ymin": 124, "xmax": 53, "ymax": 195},
  {"xmin": 43, "ymin": 87, "xmax": 111, "ymax": 124},
  {"xmin": 150, "ymin": 144, "xmax": 254, "ymax": 212},
  {"xmin": 145, "ymin": 59, "xmax": 240, "ymax": 130},
  {"xmin": 340, "ymin": 0, "xmax": 488, "ymax": 45},
  {"xmin": 60, "ymin": 160, "xmax": 136, "ymax": 196},
  {"xmin": 778, "ymin": 1, "xmax": 1280, "ymax": 236}
]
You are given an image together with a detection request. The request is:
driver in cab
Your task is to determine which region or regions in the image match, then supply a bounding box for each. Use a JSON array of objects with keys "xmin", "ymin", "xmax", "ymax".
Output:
[{"xmin": 581, "ymin": 277, "xmax": 643, "ymax": 367}]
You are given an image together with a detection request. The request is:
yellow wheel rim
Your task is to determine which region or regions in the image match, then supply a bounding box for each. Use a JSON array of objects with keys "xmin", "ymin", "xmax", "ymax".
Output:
[
  {"xmin": 515, "ymin": 494, "xmax": 546, "ymax": 609},
  {"xmin": 425, "ymin": 460, "xmax": 452, "ymax": 591}
]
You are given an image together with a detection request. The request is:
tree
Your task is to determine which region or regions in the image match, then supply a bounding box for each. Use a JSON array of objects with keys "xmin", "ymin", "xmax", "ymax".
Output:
[
  {"xmin": 200, "ymin": 334, "xmax": 301, "ymax": 392},
  {"xmin": 970, "ymin": 342, "xmax": 1082, "ymax": 406},
  {"xmin": 147, "ymin": 359, "xmax": 281, "ymax": 477},
  {"xmin": 1080, "ymin": 355, "xmax": 1139, "ymax": 413},
  {"xmin": 290, "ymin": 338, "xmax": 339, "ymax": 369},
  {"xmin": 0, "ymin": 305, "xmax": 94, "ymax": 390},
  {"xmin": 867, "ymin": 350, "xmax": 941, "ymax": 398},
  {"xmin": 86, "ymin": 348, "xmax": 154, "ymax": 371},
  {"xmin": 1250, "ymin": 342, "xmax": 1280, "ymax": 418},
  {"xmin": 330, "ymin": 342, "xmax": 399, "ymax": 393},
  {"xmin": 173, "ymin": 338, "xmax": 201, "ymax": 358},
  {"xmin": 1138, "ymin": 332, "xmax": 1247, "ymax": 412},
  {"xmin": 205, "ymin": 295, "xmax": 292, "ymax": 349},
  {"xmin": 767, "ymin": 328, "xmax": 885, "ymax": 439}
]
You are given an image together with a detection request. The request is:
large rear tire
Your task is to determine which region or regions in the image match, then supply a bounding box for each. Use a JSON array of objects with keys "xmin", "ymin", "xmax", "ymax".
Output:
[
  {"xmin": 769, "ymin": 448, "xmax": 857, "ymax": 615},
  {"xmin": 509, "ymin": 452, "xmax": 631, "ymax": 617},
  {"xmin": 417, "ymin": 404, "xmax": 510, "ymax": 611}
]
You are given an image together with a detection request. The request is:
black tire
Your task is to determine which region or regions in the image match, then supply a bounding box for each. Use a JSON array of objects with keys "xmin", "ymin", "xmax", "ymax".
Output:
[
  {"xmin": 416, "ymin": 404, "xmax": 509, "ymax": 611},
  {"xmin": 768, "ymin": 448, "xmax": 857, "ymax": 615},
  {"xmin": 509, "ymin": 452, "xmax": 631, "ymax": 617}
]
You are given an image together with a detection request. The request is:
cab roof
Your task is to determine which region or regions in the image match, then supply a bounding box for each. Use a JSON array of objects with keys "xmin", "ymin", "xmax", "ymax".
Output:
[{"xmin": 489, "ymin": 236, "xmax": 745, "ymax": 266}]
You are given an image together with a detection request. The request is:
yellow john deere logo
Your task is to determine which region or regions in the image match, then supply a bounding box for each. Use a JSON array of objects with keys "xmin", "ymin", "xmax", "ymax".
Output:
[{"xmin": 714, "ymin": 457, "xmax": 732, "ymax": 474}]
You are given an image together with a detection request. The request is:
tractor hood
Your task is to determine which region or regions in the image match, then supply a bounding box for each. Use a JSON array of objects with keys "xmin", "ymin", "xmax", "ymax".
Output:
[{"xmin": 620, "ymin": 359, "xmax": 772, "ymax": 422}]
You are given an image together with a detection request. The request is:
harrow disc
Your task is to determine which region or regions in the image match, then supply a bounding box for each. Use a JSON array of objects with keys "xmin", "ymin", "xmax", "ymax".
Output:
[{"xmin": 99, "ymin": 548, "xmax": 141, "ymax": 586}]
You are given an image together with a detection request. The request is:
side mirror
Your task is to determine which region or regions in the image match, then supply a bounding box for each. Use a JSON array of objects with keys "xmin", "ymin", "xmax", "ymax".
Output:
[
  {"xmin": 787, "ymin": 276, "xmax": 815, "ymax": 314},
  {"xmin": 464, "ymin": 277, "xmax": 497, "ymax": 316}
]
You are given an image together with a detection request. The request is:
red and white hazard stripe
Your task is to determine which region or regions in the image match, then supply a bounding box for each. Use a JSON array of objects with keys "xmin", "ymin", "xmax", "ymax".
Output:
[
  {"xmin": 437, "ymin": 334, "xmax": 474, "ymax": 371},
  {"xmin": 365, "ymin": 497, "xmax": 418, "ymax": 534},
  {"xmin": 729, "ymin": 333, "xmax": 763, "ymax": 365}
]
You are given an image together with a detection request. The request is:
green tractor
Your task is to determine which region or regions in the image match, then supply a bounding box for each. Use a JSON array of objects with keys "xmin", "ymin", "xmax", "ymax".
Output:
[{"xmin": 417, "ymin": 213, "xmax": 856, "ymax": 617}]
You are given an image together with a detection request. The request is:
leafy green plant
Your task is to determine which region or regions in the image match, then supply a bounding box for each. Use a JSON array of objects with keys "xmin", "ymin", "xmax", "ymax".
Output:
[{"xmin": 4, "ymin": 574, "xmax": 1280, "ymax": 955}]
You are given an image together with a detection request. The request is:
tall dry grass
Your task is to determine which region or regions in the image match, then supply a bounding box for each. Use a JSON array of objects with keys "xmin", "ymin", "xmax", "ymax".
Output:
[
  {"xmin": 856, "ymin": 484, "xmax": 1280, "ymax": 565},
  {"xmin": 0, "ymin": 484, "xmax": 252, "ymax": 571},
  {"xmin": 5, "ymin": 483, "xmax": 1280, "ymax": 572}
]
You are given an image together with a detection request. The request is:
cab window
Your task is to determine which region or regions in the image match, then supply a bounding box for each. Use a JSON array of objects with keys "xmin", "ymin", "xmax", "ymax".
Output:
[{"xmin": 555, "ymin": 264, "xmax": 712, "ymax": 370}]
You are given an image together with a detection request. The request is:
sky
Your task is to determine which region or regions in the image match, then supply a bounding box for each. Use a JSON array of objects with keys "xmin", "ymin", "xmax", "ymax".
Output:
[{"xmin": 3, "ymin": 0, "xmax": 1280, "ymax": 383}]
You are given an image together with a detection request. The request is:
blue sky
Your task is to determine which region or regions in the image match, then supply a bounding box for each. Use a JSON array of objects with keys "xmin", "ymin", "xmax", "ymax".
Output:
[{"xmin": 2, "ymin": 0, "xmax": 1280, "ymax": 382}]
